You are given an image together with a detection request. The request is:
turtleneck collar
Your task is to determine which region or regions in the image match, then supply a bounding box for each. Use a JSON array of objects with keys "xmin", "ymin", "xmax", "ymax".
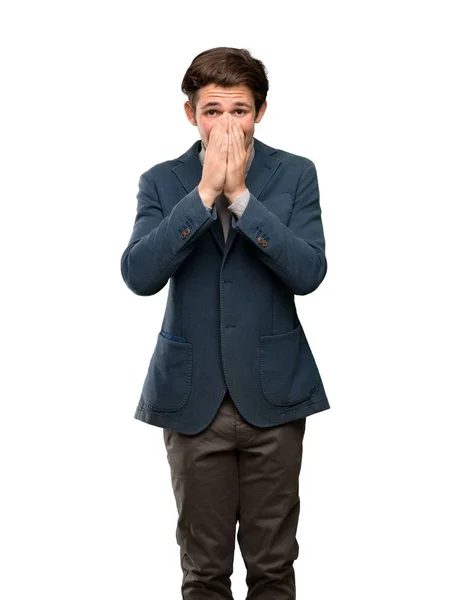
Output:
[{"xmin": 198, "ymin": 137, "xmax": 255, "ymax": 173}]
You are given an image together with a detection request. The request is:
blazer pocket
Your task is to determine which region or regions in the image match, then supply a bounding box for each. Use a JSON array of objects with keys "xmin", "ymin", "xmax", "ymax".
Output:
[
  {"xmin": 260, "ymin": 323, "xmax": 320, "ymax": 406},
  {"xmin": 141, "ymin": 332, "xmax": 193, "ymax": 412},
  {"xmin": 160, "ymin": 329, "xmax": 188, "ymax": 343}
]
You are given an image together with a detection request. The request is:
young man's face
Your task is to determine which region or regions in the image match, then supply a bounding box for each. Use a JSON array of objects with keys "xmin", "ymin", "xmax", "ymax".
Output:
[{"xmin": 184, "ymin": 83, "xmax": 267, "ymax": 151}]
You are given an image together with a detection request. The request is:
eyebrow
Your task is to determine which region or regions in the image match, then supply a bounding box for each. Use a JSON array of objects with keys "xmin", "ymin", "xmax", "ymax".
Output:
[{"xmin": 200, "ymin": 101, "xmax": 252, "ymax": 110}]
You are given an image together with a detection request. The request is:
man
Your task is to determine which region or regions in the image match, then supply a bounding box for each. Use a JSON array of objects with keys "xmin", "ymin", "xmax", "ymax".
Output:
[{"xmin": 120, "ymin": 47, "xmax": 330, "ymax": 599}]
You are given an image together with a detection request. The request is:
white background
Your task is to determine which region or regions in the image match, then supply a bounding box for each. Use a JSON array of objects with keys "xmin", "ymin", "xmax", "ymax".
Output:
[{"xmin": 1, "ymin": 1, "xmax": 449, "ymax": 598}]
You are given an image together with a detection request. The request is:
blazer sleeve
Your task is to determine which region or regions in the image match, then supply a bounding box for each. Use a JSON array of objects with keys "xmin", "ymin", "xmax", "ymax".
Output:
[
  {"xmin": 230, "ymin": 159, "xmax": 327, "ymax": 295},
  {"xmin": 120, "ymin": 174, "xmax": 218, "ymax": 296}
]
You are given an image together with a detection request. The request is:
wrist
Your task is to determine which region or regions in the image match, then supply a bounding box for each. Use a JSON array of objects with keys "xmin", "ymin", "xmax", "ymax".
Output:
[
  {"xmin": 198, "ymin": 183, "xmax": 218, "ymax": 207},
  {"xmin": 226, "ymin": 186, "xmax": 247, "ymax": 204}
]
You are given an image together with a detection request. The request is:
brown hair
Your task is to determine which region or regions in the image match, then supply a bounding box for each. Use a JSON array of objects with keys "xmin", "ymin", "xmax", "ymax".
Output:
[{"xmin": 181, "ymin": 47, "xmax": 269, "ymax": 118}]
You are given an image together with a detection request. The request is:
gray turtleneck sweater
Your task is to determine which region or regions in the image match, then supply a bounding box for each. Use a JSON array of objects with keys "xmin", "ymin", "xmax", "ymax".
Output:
[{"xmin": 198, "ymin": 138, "xmax": 255, "ymax": 242}]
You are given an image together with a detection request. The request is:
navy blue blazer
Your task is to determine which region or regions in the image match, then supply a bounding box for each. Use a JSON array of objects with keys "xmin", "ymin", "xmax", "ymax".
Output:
[{"xmin": 121, "ymin": 137, "xmax": 330, "ymax": 434}]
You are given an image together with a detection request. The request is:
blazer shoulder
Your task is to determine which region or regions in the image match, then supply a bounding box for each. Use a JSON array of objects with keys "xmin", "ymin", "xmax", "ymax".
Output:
[
  {"xmin": 139, "ymin": 140, "xmax": 200, "ymax": 183},
  {"xmin": 256, "ymin": 138, "xmax": 315, "ymax": 171},
  {"xmin": 274, "ymin": 148, "xmax": 315, "ymax": 170},
  {"xmin": 140, "ymin": 158, "xmax": 179, "ymax": 183}
]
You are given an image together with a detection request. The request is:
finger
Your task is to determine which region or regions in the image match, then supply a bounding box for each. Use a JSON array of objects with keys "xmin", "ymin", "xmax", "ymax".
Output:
[
  {"xmin": 227, "ymin": 128, "xmax": 235, "ymax": 165},
  {"xmin": 231, "ymin": 118, "xmax": 245, "ymax": 152},
  {"xmin": 221, "ymin": 132, "xmax": 229, "ymax": 164},
  {"xmin": 220, "ymin": 113, "xmax": 230, "ymax": 133},
  {"xmin": 220, "ymin": 129, "xmax": 228, "ymax": 149},
  {"xmin": 214, "ymin": 114, "xmax": 227, "ymax": 141},
  {"xmin": 212, "ymin": 114, "xmax": 225, "ymax": 134},
  {"xmin": 237, "ymin": 120, "xmax": 246, "ymax": 152},
  {"xmin": 209, "ymin": 115, "xmax": 225, "ymax": 151},
  {"xmin": 231, "ymin": 119, "xmax": 244, "ymax": 161},
  {"xmin": 216, "ymin": 116, "xmax": 229, "ymax": 154},
  {"xmin": 231, "ymin": 115, "xmax": 244, "ymax": 135},
  {"xmin": 207, "ymin": 119, "xmax": 218, "ymax": 148}
]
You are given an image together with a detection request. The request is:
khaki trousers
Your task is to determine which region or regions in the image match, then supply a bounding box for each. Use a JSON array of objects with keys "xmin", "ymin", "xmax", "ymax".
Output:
[{"xmin": 163, "ymin": 389, "xmax": 307, "ymax": 599}]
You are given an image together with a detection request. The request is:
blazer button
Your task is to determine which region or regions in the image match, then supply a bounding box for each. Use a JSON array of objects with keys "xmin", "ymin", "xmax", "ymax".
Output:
[{"xmin": 257, "ymin": 236, "xmax": 268, "ymax": 247}]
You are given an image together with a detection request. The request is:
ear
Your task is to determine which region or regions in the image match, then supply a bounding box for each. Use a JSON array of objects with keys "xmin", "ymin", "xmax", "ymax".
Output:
[
  {"xmin": 184, "ymin": 101, "xmax": 197, "ymax": 126},
  {"xmin": 255, "ymin": 100, "xmax": 267, "ymax": 123}
]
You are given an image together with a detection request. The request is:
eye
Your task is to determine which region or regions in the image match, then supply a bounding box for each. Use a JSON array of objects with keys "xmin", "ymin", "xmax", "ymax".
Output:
[{"xmin": 205, "ymin": 109, "xmax": 248, "ymax": 116}]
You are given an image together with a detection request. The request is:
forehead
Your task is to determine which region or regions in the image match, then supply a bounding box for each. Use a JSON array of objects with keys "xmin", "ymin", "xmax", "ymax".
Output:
[{"xmin": 197, "ymin": 84, "xmax": 254, "ymax": 108}]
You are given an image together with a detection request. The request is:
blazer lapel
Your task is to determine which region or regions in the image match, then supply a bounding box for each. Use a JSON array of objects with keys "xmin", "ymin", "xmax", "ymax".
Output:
[{"xmin": 172, "ymin": 137, "xmax": 282, "ymax": 255}]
